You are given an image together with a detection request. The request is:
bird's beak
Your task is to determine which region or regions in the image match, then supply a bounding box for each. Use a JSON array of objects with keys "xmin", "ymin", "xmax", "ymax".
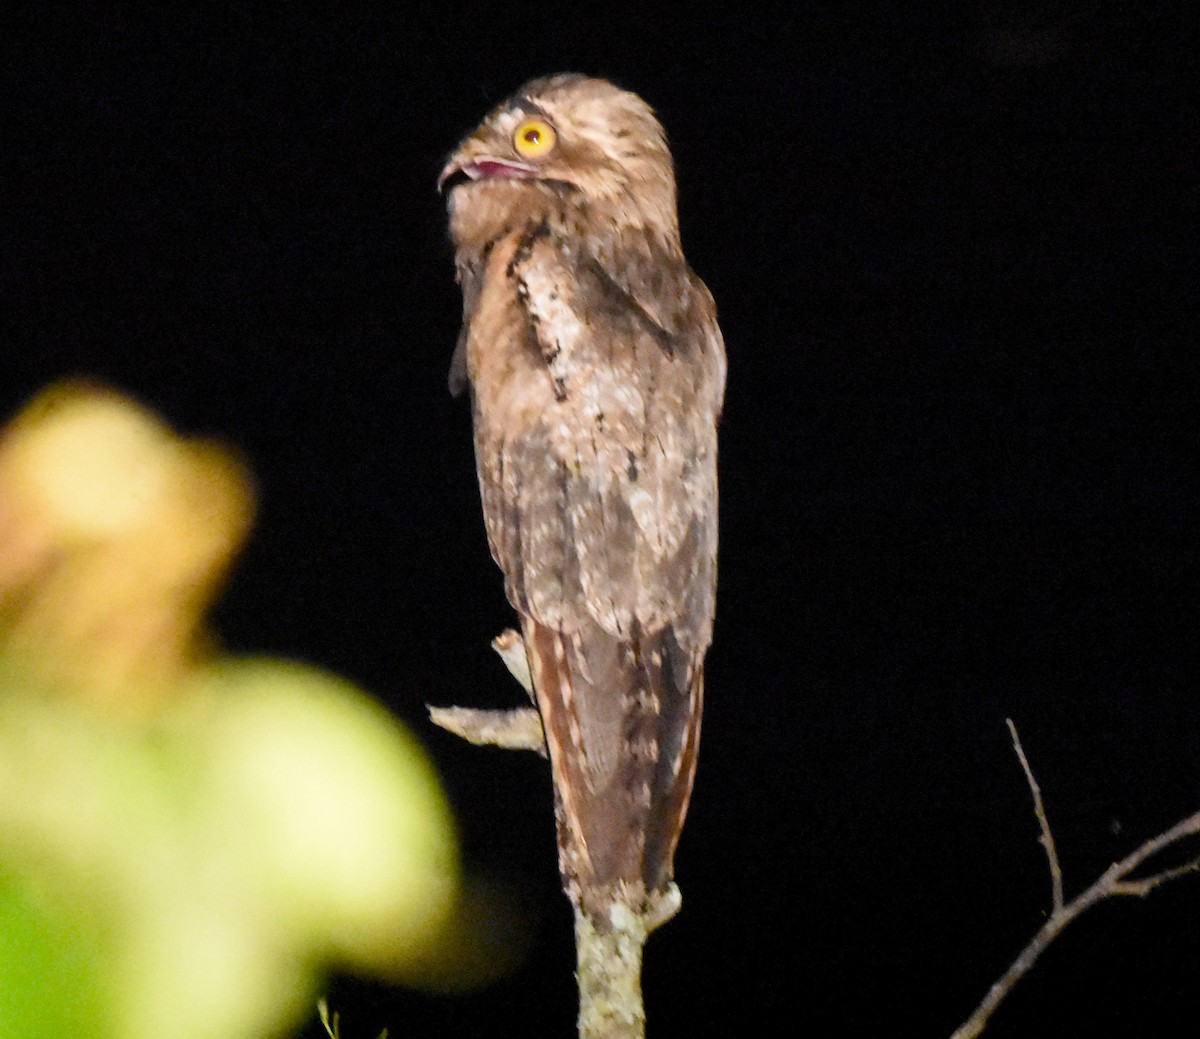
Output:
[{"xmin": 437, "ymin": 150, "xmax": 540, "ymax": 194}]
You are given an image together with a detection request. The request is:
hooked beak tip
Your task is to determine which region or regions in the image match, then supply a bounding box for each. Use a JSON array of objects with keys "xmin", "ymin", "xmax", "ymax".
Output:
[{"xmin": 438, "ymin": 155, "xmax": 541, "ymax": 194}]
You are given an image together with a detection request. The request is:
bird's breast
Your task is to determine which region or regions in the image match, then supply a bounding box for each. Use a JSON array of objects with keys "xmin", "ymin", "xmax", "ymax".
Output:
[
  {"xmin": 464, "ymin": 236, "xmax": 559, "ymax": 428},
  {"xmin": 465, "ymin": 229, "xmax": 622, "ymax": 443}
]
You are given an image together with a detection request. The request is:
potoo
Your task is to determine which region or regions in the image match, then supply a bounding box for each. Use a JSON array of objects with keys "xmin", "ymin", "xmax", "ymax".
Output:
[{"xmin": 439, "ymin": 74, "xmax": 725, "ymax": 929}]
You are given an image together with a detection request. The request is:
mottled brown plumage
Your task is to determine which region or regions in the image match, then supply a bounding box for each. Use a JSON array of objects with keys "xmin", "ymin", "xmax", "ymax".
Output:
[{"xmin": 441, "ymin": 75, "xmax": 725, "ymax": 927}]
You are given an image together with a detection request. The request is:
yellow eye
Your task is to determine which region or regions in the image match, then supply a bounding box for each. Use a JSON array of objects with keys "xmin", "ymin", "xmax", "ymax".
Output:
[{"xmin": 513, "ymin": 118, "xmax": 557, "ymax": 159}]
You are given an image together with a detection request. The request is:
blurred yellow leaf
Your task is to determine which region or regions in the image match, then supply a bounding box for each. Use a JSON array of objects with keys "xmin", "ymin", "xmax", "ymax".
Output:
[{"xmin": 0, "ymin": 383, "xmax": 463, "ymax": 1039}]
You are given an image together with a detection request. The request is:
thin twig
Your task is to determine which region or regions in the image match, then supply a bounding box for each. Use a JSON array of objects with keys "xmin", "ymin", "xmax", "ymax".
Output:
[
  {"xmin": 1110, "ymin": 855, "xmax": 1200, "ymax": 897},
  {"xmin": 1006, "ymin": 718, "xmax": 1064, "ymax": 912},
  {"xmin": 950, "ymin": 723, "xmax": 1200, "ymax": 1039}
]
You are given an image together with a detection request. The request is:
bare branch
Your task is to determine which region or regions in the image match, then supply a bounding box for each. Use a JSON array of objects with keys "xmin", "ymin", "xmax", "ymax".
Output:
[
  {"xmin": 427, "ymin": 704, "xmax": 546, "ymax": 753},
  {"xmin": 950, "ymin": 724, "xmax": 1200, "ymax": 1039},
  {"xmin": 491, "ymin": 628, "xmax": 535, "ymax": 700},
  {"xmin": 1104, "ymin": 807, "xmax": 1200, "ymax": 882},
  {"xmin": 575, "ymin": 905, "xmax": 647, "ymax": 1039},
  {"xmin": 427, "ymin": 629, "xmax": 545, "ymax": 752},
  {"xmin": 1006, "ymin": 718, "xmax": 1064, "ymax": 912},
  {"xmin": 1111, "ymin": 855, "xmax": 1200, "ymax": 897}
]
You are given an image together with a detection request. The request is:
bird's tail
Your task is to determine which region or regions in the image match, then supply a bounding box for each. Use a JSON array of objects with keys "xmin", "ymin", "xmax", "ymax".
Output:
[{"xmin": 524, "ymin": 617, "xmax": 703, "ymax": 927}]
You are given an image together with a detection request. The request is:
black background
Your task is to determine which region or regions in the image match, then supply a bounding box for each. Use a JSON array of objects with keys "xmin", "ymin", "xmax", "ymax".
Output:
[{"xmin": 2, "ymin": 4, "xmax": 1195, "ymax": 1036}]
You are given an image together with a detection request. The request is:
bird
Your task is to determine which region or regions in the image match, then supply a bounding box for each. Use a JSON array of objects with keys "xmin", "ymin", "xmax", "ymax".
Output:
[{"xmin": 439, "ymin": 74, "xmax": 725, "ymax": 931}]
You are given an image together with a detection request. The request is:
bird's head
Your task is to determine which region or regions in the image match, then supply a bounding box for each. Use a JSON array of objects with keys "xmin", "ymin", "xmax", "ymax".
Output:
[{"xmin": 439, "ymin": 75, "xmax": 680, "ymax": 251}]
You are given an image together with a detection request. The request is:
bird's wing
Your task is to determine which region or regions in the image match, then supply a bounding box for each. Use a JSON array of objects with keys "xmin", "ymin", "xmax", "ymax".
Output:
[{"xmin": 482, "ymin": 230, "xmax": 724, "ymax": 654}]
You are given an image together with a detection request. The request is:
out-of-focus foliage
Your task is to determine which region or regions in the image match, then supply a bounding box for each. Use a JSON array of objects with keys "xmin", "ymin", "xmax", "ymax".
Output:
[{"xmin": 0, "ymin": 383, "xmax": 461, "ymax": 1039}]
